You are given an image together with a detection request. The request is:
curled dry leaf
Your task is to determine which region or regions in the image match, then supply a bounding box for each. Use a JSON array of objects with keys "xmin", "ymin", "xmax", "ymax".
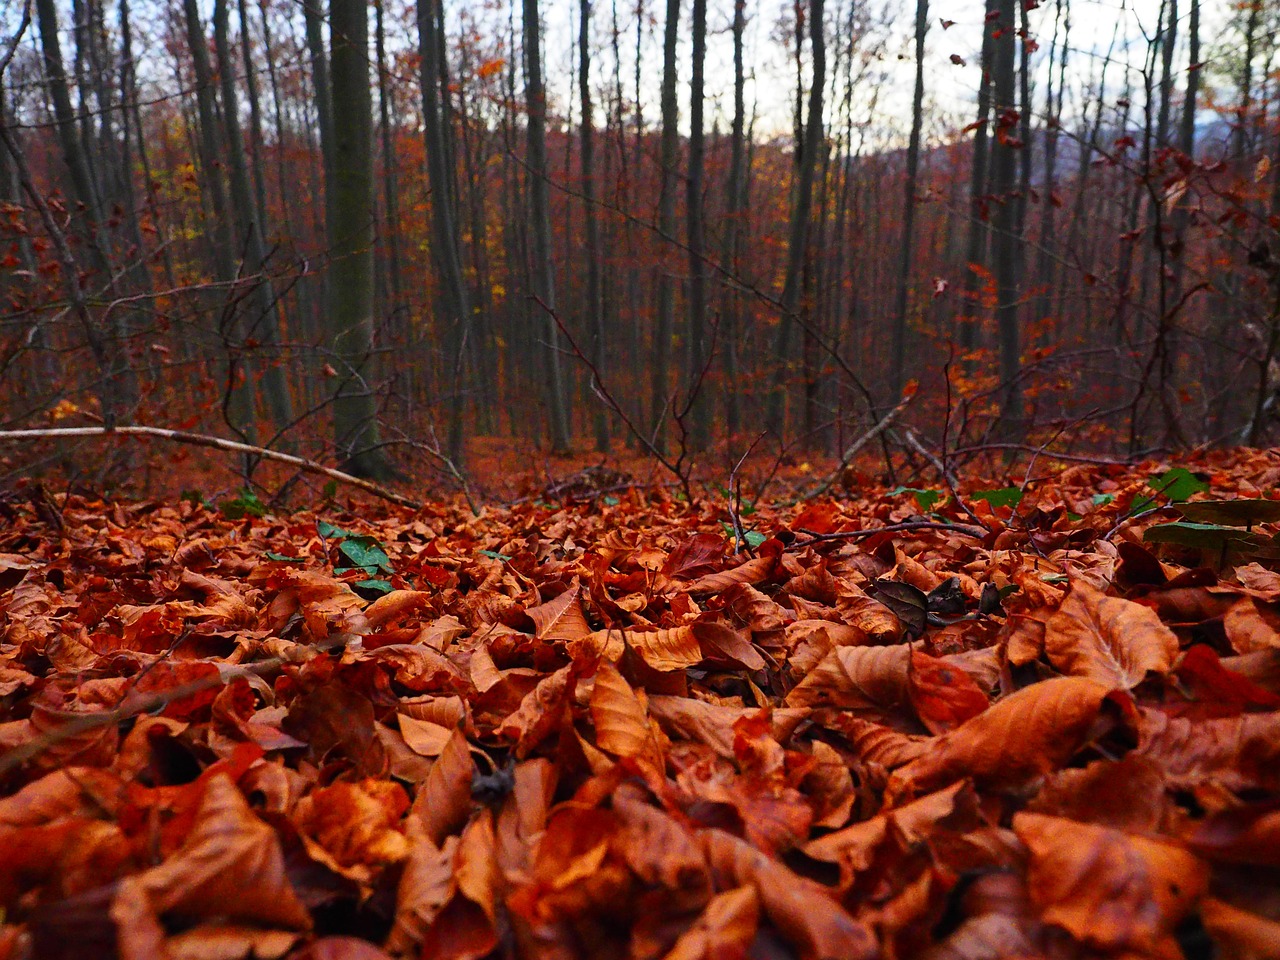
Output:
[
  {"xmin": 702, "ymin": 828, "xmax": 877, "ymax": 960},
  {"xmin": 647, "ymin": 696, "xmax": 808, "ymax": 761},
  {"xmin": 589, "ymin": 661, "xmax": 657, "ymax": 761},
  {"xmin": 293, "ymin": 779, "xmax": 411, "ymax": 885},
  {"xmin": 500, "ymin": 664, "xmax": 575, "ymax": 758},
  {"xmin": 627, "ymin": 625, "xmax": 704, "ymax": 672},
  {"xmin": 1135, "ymin": 708, "xmax": 1280, "ymax": 791},
  {"xmin": 909, "ymin": 650, "xmax": 990, "ymax": 733},
  {"xmin": 1045, "ymin": 580, "xmax": 1180, "ymax": 688},
  {"xmin": 524, "ymin": 583, "xmax": 592, "ymax": 642},
  {"xmin": 785, "ymin": 643, "xmax": 913, "ymax": 725},
  {"xmin": 110, "ymin": 774, "xmax": 311, "ymax": 960},
  {"xmin": 1222, "ymin": 597, "xmax": 1280, "ymax": 654},
  {"xmin": 1198, "ymin": 897, "xmax": 1280, "ymax": 960},
  {"xmin": 1013, "ymin": 811, "xmax": 1207, "ymax": 955},
  {"xmin": 661, "ymin": 885, "xmax": 760, "ymax": 960},
  {"xmin": 887, "ymin": 677, "xmax": 1116, "ymax": 801},
  {"xmin": 411, "ymin": 727, "xmax": 475, "ymax": 846}
]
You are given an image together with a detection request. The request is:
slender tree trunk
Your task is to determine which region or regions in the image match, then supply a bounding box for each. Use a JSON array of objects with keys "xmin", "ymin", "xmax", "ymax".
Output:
[
  {"xmin": 328, "ymin": 0, "xmax": 386, "ymax": 476},
  {"xmin": 418, "ymin": 0, "xmax": 472, "ymax": 464},
  {"xmin": 374, "ymin": 0, "xmax": 401, "ymax": 315},
  {"xmin": 651, "ymin": 0, "xmax": 679, "ymax": 450},
  {"xmin": 990, "ymin": 0, "xmax": 1022, "ymax": 434},
  {"xmin": 213, "ymin": 0, "xmax": 292, "ymax": 434},
  {"xmin": 579, "ymin": 0, "xmax": 609, "ymax": 451},
  {"xmin": 959, "ymin": 0, "xmax": 999, "ymax": 359},
  {"xmin": 719, "ymin": 0, "xmax": 747, "ymax": 437},
  {"xmin": 685, "ymin": 0, "xmax": 709, "ymax": 448},
  {"xmin": 891, "ymin": 0, "xmax": 927, "ymax": 399},
  {"xmin": 766, "ymin": 0, "xmax": 825, "ymax": 437},
  {"xmin": 524, "ymin": 0, "xmax": 571, "ymax": 452}
]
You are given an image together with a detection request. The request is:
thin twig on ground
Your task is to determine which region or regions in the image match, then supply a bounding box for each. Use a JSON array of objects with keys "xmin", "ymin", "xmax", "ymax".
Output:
[{"xmin": 0, "ymin": 427, "xmax": 421, "ymax": 510}]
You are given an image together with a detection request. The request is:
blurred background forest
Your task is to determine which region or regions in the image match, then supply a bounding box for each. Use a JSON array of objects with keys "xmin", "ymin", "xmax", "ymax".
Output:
[{"xmin": 0, "ymin": 0, "xmax": 1277, "ymax": 497}]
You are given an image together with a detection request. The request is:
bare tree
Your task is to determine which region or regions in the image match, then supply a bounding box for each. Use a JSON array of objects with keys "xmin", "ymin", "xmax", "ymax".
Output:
[{"xmin": 524, "ymin": 0, "xmax": 571, "ymax": 452}]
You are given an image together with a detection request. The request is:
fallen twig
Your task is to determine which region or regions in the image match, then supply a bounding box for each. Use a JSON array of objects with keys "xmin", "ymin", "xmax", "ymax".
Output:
[
  {"xmin": 0, "ymin": 426, "xmax": 422, "ymax": 510},
  {"xmin": 808, "ymin": 396, "xmax": 913, "ymax": 498},
  {"xmin": 794, "ymin": 520, "xmax": 990, "ymax": 545}
]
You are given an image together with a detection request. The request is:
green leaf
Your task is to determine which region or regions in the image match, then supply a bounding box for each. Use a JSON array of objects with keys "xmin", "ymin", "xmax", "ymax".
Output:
[
  {"xmin": 1173, "ymin": 499, "xmax": 1280, "ymax": 527},
  {"xmin": 322, "ymin": 480, "xmax": 338, "ymax": 500},
  {"xmin": 1142, "ymin": 521, "xmax": 1266, "ymax": 551},
  {"xmin": 264, "ymin": 551, "xmax": 304, "ymax": 563},
  {"xmin": 181, "ymin": 489, "xmax": 210, "ymax": 508},
  {"xmin": 888, "ymin": 486, "xmax": 944, "ymax": 512},
  {"xmin": 744, "ymin": 530, "xmax": 767, "ymax": 548},
  {"xmin": 352, "ymin": 579, "xmax": 394, "ymax": 599},
  {"xmin": 1092, "ymin": 493, "xmax": 1115, "ymax": 506},
  {"xmin": 1132, "ymin": 468, "xmax": 1211, "ymax": 514},
  {"xmin": 603, "ymin": 495, "xmax": 620, "ymax": 506},
  {"xmin": 316, "ymin": 519, "xmax": 354, "ymax": 540},
  {"xmin": 478, "ymin": 549, "xmax": 512, "ymax": 562},
  {"xmin": 219, "ymin": 488, "xmax": 266, "ymax": 520},
  {"xmin": 338, "ymin": 536, "xmax": 393, "ymax": 573},
  {"xmin": 1040, "ymin": 573, "xmax": 1070, "ymax": 584},
  {"xmin": 971, "ymin": 487, "xmax": 1023, "ymax": 509}
]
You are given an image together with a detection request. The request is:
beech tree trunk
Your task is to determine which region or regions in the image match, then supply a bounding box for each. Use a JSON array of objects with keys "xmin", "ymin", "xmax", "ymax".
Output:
[
  {"xmin": 213, "ymin": 0, "xmax": 292, "ymax": 435},
  {"xmin": 651, "ymin": 0, "xmax": 679, "ymax": 450},
  {"xmin": 890, "ymin": 0, "xmax": 927, "ymax": 400},
  {"xmin": 766, "ymin": 0, "xmax": 825, "ymax": 437},
  {"xmin": 580, "ymin": 0, "xmax": 609, "ymax": 452},
  {"xmin": 418, "ymin": 0, "xmax": 472, "ymax": 464},
  {"xmin": 524, "ymin": 0, "xmax": 572, "ymax": 452},
  {"xmin": 685, "ymin": 0, "xmax": 709, "ymax": 448},
  {"xmin": 328, "ymin": 0, "xmax": 386, "ymax": 476}
]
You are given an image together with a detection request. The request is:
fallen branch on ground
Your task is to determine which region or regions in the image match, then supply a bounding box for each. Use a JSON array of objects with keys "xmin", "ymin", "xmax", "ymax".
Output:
[{"xmin": 0, "ymin": 426, "xmax": 422, "ymax": 510}]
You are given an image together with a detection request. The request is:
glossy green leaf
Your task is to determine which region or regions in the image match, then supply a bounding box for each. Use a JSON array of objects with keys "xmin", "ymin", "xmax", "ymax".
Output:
[
  {"xmin": 888, "ymin": 486, "xmax": 944, "ymax": 512},
  {"xmin": 971, "ymin": 487, "xmax": 1023, "ymax": 509},
  {"xmin": 1173, "ymin": 499, "xmax": 1280, "ymax": 527}
]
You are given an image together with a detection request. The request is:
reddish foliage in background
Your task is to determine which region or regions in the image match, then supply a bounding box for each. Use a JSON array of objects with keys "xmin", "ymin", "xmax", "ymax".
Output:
[{"xmin": 2, "ymin": 450, "xmax": 1280, "ymax": 958}]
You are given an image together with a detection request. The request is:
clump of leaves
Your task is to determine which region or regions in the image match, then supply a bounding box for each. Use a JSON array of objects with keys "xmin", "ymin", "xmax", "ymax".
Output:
[{"xmin": 317, "ymin": 518, "xmax": 396, "ymax": 597}]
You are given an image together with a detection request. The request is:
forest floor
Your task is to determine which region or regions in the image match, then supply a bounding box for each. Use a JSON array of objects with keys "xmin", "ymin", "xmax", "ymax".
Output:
[{"xmin": 1, "ymin": 447, "xmax": 1279, "ymax": 959}]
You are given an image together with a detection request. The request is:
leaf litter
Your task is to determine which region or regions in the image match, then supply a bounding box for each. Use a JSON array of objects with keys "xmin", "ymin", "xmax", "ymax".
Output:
[{"xmin": 1, "ymin": 451, "xmax": 1280, "ymax": 959}]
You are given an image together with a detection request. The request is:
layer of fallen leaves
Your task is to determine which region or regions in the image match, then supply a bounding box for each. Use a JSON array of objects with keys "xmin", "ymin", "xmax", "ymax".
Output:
[{"xmin": 2, "ymin": 450, "xmax": 1280, "ymax": 960}]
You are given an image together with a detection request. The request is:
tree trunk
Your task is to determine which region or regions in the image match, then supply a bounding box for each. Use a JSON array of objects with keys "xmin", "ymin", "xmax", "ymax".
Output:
[
  {"xmin": 524, "ymin": 0, "xmax": 572, "ymax": 452},
  {"xmin": 328, "ymin": 0, "xmax": 387, "ymax": 476},
  {"xmin": 418, "ymin": 0, "xmax": 472, "ymax": 464},
  {"xmin": 766, "ymin": 0, "xmax": 825, "ymax": 437},
  {"xmin": 719, "ymin": 0, "xmax": 747, "ymax": 437},
  {"xmin": 685, "ymin": 0, "xmax": 709, "ymax": 448},
  {"xmin": 890, "ymin": 0, "xmax": 927, "ymax": 400},
  {"xmin": 651, "ymin": 0, "xmax": 679, "ymax": 450},
  {"xmin": 959, "ymin": 0, "xmax": 999, "ymax": 360},
  {"xmin": 213, "ymin": 0, "xmax": 292, "ymax": 435},
  {"xmin": 990, "ymin": 0, "xmax": 1022, "ymax": 434},
  {"xmin": 580, "ymin": 0, "xmax": 609, "ymax": 452}
]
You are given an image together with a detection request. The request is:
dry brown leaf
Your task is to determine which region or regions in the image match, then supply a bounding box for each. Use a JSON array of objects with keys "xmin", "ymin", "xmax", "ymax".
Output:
[
  {"xmin": 627, "ymin": 625, "xmax": 704, "ymax": 672},
  {"xmin": 110, "ymin": 774, "xmax": 311, "ymax": 960},
  {"xmin": 1199, "ymin": 897, "xmax": 1280, "ymax": 960},
  {"xmin": 524, "ymin": 583, "xmax": 592, "ymax": 642},
  {"xmin": 1136, "ymin": 708, "xmax": 1280, "ymax": 791},
  {"xmin": 661, "ymin": 886, "xmax": 759, "ymax": 960},
  {"xmin": 411, "ymin": 727, "xmax": 475, "ymax": 845},
  {"xmin": 1223, "ymin": 597, "xmax": 1280, "ymax": 654},
  {"xmin": 648, "ymin": 696, "xmax": 808, "ymax": 760},
  {"xmin": 1045, "ymin": 581, "xmax": 1180, "ymax": 688},
  {"xmin": 589, "ymin": 661, "xmax": 656, "ymax": 760},
  {"xmin": 785, "ymin": 644, "xmax": 913, "ymax": 724},
  {"xmin": 1013, "ymin": 811, "xmax": 1207, "ymax": 955},
  {"xmin": 499, "ymin": 664, "xmax": 575, "ymax": 757},
  {"xmin": 886, "ymin": 677, "xmax": 1115, "ymax": 801},
  {"xmin": 702, "ymin": 828, "xmax": 877, "ymax": 960}
]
